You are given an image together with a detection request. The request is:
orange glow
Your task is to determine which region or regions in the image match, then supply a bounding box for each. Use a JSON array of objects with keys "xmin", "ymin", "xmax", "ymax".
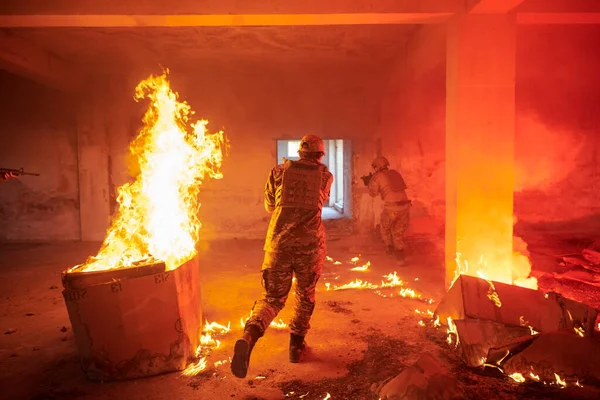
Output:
[
  {"xmin": 554, "ymin": 373, "xmax": 567, "ymax": 388},
  {"xmin": 519, "ymin": 316, "xmax": 539, "ymax": 335},
  {"xmin": 452, "ymin": 251, "xmax": 537, "ymax": 291},
  {"xmin": 529, "ymin": 370, "xmax": 541, "ymax": 381},
  {"xmin": 332, "ymin": 279, "xmax": 378, "ymax": 290},
  {"xmin": 446, "ymin": 317, "xmax": 459, "ymax": 347},
  {"xmin": 183, "ymin": 320, "xmax": 231, "ymax": 376},
  {"xmin": 270, "ymin": 318, "xmax": 288, "ymax": 329},
  {"xmin": 380, "ymin": 271, "xmax": 403, "ymax": 288},
  {"xmin": 70, "ymin": 72, "xmax": 226, "ymax": 273},
  {"xmin": 240, "ymin": 313, "xmax": 288, "ymax": 330},
  {"xmin": 350, "ymin": 261, "xmax": 370, "ymax": 272},
  {"xmin": 324, "ymin": 268, "xmax": 435, "ymax": 304}
]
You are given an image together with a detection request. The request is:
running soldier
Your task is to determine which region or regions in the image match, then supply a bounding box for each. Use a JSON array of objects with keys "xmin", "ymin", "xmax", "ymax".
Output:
[{"xmin": 231, "ymin": 134, "xmax": 333, "ymax": 379}]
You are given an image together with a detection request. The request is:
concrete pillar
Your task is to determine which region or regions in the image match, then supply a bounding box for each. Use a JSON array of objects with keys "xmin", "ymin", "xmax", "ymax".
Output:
[
  {"xmin": 76, "ymin": 83, "xmax": 111, "ymax": 241},
  {"xmin": 445, "ymin": 15, "xmax": 516, "ymax": 289}
]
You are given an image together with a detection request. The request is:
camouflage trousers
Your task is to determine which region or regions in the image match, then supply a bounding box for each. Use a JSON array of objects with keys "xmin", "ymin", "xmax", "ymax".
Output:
[
  {"xmin": 245, "ymin": 249, "xmax": 324, "ymax": 337},
  {"xmin": 380, "ymin": 203, "xmax": 410, "ymax": 251}
]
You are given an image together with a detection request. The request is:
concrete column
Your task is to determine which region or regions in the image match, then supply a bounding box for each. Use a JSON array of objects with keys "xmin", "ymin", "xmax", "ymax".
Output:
[
  {"xmin": 76, "ymin": 83, "xmax": 111, "ymax": 241},
  {"xmin": 445, "ymin": 15, "xmax": 516, "ymax": 289}
]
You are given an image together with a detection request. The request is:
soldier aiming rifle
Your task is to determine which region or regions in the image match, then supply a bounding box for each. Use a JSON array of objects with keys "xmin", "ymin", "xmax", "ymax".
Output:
[
  {"xmin": 1, "ymin": 167, "xmax": 40, "ymax": 181},
  {"xmin": 362, "ymin": 157, "xmax": 411, "ymax": 266}
]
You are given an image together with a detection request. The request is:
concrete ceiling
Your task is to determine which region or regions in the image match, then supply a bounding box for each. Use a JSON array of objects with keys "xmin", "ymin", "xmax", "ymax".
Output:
[
  {"xmin": 1, "ymin": 0, "xmax": 598, "ymax": 91},
  {"xmin": 4, "ymin": 25, "xmax": 417, "ymax": 73}
]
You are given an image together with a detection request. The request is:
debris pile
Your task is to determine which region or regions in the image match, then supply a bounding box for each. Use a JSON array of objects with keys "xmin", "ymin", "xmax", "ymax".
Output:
[
  {"xmin": 431, "ymin": 274, "xmax": 600, "ymax": 387},
  {"xmin": 552, "ymin": 240, "xmax": 600, "ymax": 288},
  {"xmin": 371, "ymin": 354, "xmax": 464, "ymax": 400}
]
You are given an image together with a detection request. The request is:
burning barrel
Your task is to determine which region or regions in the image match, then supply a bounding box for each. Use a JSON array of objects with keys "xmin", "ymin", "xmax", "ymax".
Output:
[
  {"xmin": 62, "ymin": 257, "xmax": 202, "ymax": 381},
  {"xmin": 58, "ymin": 73, "xmax": 226, "ymax": 380}
]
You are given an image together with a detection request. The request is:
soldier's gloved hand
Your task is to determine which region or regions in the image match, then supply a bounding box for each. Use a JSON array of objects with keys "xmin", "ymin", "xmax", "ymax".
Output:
[
  {"xmin": 360, "ymin": 173, "xmax": 373, "ymax": 187},
  {"xmin": 1, "ymin": 172, "xmax": 17, "ymax": 181}
]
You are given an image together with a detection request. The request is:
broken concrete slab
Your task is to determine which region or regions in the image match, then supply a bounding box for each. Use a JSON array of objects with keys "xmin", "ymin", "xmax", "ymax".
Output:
[
  {"xmin": 497, "ymin": 331, "xmax": 600, "ymax": 384},
  {"xmin": 582, "ymin": 248, "xmax": 600, "ymax": 265},
  {"xmin": 371, "ymin": 353, "xmax": 464, "ymax": 400},
  {"xmin": 453, "ymin": 319, "xmax": 532, "ymax": 367},
  {"xmin": 62, "ymin": 256, "xmax": 202, "ymax": 381},
  {"xmin": 435, "ymin": 275, "xmax": 598, "ymax": 334},
  {"xmin": 485, "ymin": 334, "xmax": 538, "ymax": 367}
]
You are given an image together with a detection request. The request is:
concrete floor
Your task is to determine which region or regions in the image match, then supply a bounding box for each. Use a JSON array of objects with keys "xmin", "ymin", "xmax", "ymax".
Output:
[{"xmin": 1, "ymin": 235, "xmax": 599, "ymax": 400}]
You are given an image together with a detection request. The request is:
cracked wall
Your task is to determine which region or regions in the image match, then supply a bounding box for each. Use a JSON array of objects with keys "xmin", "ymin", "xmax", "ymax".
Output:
[{"xmin": 0, "ymin": 70, "xmax": 80, "ymax": 241}]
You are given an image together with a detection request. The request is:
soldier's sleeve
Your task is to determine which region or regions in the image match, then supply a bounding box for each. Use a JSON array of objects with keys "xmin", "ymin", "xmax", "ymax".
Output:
[
  {"xmin": 264, "ymin": 168, "xmax": 276, "ymax": 213},
  {"xmin": 322, "ymin": 171, "xmax": 334, "ymax": 203},
  {"xmin": 367, "ymin": 173, "xmax": 380, "ymax": 198}
]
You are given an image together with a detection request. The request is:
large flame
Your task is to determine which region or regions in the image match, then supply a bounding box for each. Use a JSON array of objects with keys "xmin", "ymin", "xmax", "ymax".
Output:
[
  {"xmin": 452, "ymin": 250, "xmax": 537, "ymax": 291},
  {"xmin": 71, "ymin": 72, "xmax": 226, "ymax": 272}
]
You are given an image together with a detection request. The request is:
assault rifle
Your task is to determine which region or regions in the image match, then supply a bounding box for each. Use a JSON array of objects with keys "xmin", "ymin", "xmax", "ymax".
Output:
[
  {"xmin": 360, "ymin": 172, "xmax": 373, "ymax": 186},
  {"xmin": 1, "ymin": 167, "xmax": 40, "ymax": 177}
]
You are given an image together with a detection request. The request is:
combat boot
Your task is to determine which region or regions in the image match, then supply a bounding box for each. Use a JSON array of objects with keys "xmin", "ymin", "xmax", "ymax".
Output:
[
  {"xmin": 231, "ymin": 324, "xmax": 261, "ymax": 378},
  {"xmin": 385, "ymin": 246, "xmax": 395, "ymax": 256},
  {"xmin": 289, "ymin": 333, "xmax": 306, "ymax": 363},
  {"xmin": 395, "ymin": 249, "xmax": 406, "ymax": 267}
]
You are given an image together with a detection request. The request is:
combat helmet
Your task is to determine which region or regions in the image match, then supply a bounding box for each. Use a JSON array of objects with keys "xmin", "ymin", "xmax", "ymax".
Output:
[
  {"xmin": 298, "ymin": 134, "xmax": 325, "ymax": 153},
  {"xmin": 372, "ymin": 156, "xmax": 390, "ymax": 171}
]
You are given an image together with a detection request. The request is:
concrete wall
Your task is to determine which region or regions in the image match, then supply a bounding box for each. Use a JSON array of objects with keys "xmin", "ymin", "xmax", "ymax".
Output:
[
  {"xmin": 377, "ymin": 22, "xmax": 600, "ymax": 235},
  {"xmin": 0, "ymin": 71, "xmax": 80, "ymax": 241},
  {"xmin": 514, "ymin": 25, "xmax": 600, "ymax": 226},
  {"xmin": 106, "ymin": 66, "xmax": 385, "ymax": 241},
  {"xmin": 377, "ymin": 24, "xmax": 447, "ymax": 237}
]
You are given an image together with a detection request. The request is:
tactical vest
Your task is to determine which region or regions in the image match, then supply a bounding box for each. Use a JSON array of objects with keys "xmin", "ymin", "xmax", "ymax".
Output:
[
  {"xmin": 278, "ymin": 161, "xmax": 325, "ymax": 210},
  {"xmin": 379, "ymin": 170, "xmax": 408, "ymax": 200}
]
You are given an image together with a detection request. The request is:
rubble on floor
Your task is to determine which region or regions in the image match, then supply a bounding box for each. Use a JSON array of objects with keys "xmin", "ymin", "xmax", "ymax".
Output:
[
  {"xmin": 550, "ymin": 240, "xmax": 600, "ymax": 288},
  {"xmin": 433, "ymin": 274, "xmax": 600, "ymax": 387},
  {"xmin": 371, "ymin": 354, "xmax": 464, "ymax": 400}
]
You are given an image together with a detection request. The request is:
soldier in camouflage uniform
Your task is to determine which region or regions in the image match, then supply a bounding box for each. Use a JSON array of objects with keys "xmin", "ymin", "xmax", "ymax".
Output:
[
  {"xmin": 366, "ymin": 156, "xmax": 410, "ymax": 266},
  {"xmin": 231, "ymin": 134, "xmax": 333, "ymax": 379}
]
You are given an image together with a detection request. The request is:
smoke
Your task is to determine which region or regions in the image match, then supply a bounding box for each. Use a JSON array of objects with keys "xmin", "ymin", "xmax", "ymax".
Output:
[{"xmin": 514, "ymin": 113, "xmax": 586, "ymax": 192}]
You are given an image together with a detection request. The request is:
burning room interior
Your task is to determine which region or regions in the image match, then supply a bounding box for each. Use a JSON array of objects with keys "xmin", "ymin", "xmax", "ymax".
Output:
[{"xmin": 1, "ymin": 1, "xmax": 599, "ymax": 399}]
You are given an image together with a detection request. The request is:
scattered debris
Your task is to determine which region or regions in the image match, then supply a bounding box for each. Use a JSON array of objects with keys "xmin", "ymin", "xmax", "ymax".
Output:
[
  {"xmin": 582, "ymin": 248, "xmax": 600, "ymax": 265},
  {"xmin": 551, "ymin": 241, "xmax": 600, "ymax": 287},
  {"xmin": 434, "ymin": 274, "xmax": 600, "ymax": 389},
  {"xmin": 60, "ymin": 326, "xmax": 68, "ymax": 332},
  {"xmin": 4, "ymin": 328, "xmax": 16, "ymax": 335},
  {"xmin": 371, "ymin": 354, "xmax": 464, "ymax": 400},
  {"xmin": 324, "ymin": 301, "xmax": 353, "ymax": 315},
  {"xmin": 435, "ymin": 275, "xmax": 598, "ymax": 335},
  {"xmin": 25, "ymin": 313, "xmax": 35, "ymax": 317},
  {"xmin": 49, "ymin": 285, "xmax": 58, "ymax": 290},
  {"xmin": 490, "ymin": 331, "xmax": 600, "ymax": 384}
]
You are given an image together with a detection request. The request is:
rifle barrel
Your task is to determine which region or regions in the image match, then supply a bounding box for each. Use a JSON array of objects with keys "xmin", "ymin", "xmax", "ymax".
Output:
[{"xmin": 1, "ymin": 168, "xmax": 40, "ymax": 176}]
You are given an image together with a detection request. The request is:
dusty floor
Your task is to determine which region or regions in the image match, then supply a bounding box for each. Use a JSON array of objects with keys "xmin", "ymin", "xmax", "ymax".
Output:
[{"xmin": 1, "ymin": 232, "xmax": 599, "ymax": 400}]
